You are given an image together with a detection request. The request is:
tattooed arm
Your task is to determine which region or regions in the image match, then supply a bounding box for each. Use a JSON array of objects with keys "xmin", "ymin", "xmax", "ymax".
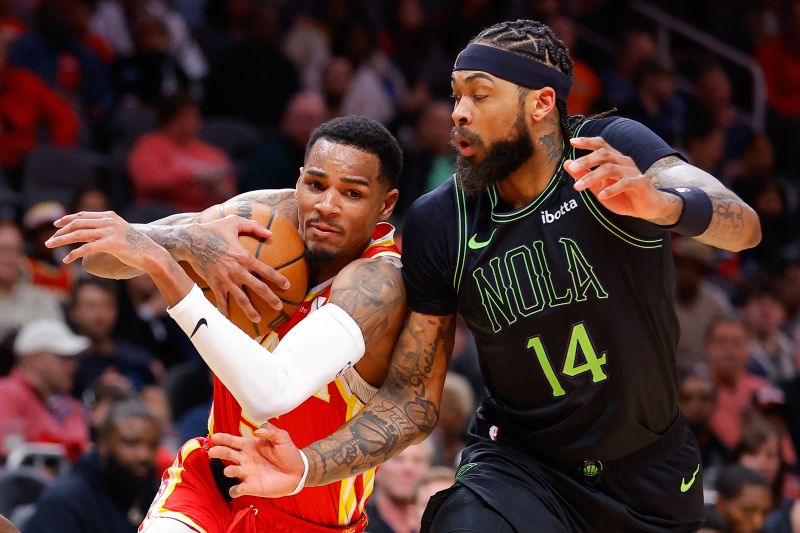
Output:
[
  {"xmin": 643, "ymin": 155, "xmax": 761, "ymax": 251},
  {"xmin": 567, "ymin": 137, "xmax": 761, "ymax": 253},
  {"xmin": 61, "ymin": 189, "xmax": 297, "ymax": 320},
  {"xmin": 207, "ymin": 310, "xmax": 455, "ymax": 497}
]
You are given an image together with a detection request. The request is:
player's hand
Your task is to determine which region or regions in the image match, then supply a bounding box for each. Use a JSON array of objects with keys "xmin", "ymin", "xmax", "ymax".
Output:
[
  {"xmin": 565, "ymin": 137, "xmax": 678, "ymax": 223},
  {"xmin": 183, "ymin": 216, "xmax": 289, "ymax": 321},
  {"xmin": 46, "ymin": 211, "xmax": 165, "ymax": 272},
  {"xmin": 208, "ymin": 422, "xmax": 305, "ymax": 499}
]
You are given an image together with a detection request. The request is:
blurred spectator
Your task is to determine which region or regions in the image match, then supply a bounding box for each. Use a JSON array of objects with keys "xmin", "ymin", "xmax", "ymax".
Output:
[
  {"xmin": 619, "ymin": 58, "xmax": 685, "ymax": 145},
  {"xmin": 67, "ymin": 277, "xmax": 158, "ymax": 399},
  {"xmin": 196, "ymin": 0, "xmax": 257, "ymax": 68},
  {"xmin": 706, "ymin": 316, "xmax": 771, "ymax": 449},
  {"xmin": 0, "ymin": 32, "xmax": 80, "ymax": 176},
  {"xmin": 22, "ymin": 201, "xmax": 74, "ymax": 299},
  {"xmin": 241, "ymin": 90, "xmax": 327, "ymax": 192},
  {"xmin": 8, "ymin": 0, "xmax": 113, "ymax": 119},
  {"xmin": 409, "ymin": 466, "xmax": 454, "ymax": 533},
  {"xmin": 0, "ymin": 0, "xmax": 25, "ymax": 43},
  {"xmin": 115, "ymin": 274, "xmax": 199, "ymax": 368},
  {"xmin": 203, "ymin": 3, "xmax": 298, "ymax": 131},
  {"xmin": 763, "ymin": 498, "xmax": 800, "ymax": 533},
  {"xmin": 674, "ymin": 237, "xmax": 733, "ymax": 368},
  {"xmin": 686, "ymin": 64, "xmax": 752, "ymax": 178},
  {"xmin": 90, "ymin": 0, "xmax": 207, "ymax": 83},
  {"xmin": 734, "ymin": 420, "xmax": 800, "ymax": 508},
  {"xmin": 757, "ymin": 0, "xmax": 800, "ymax": 175},
  {"xmin": 24, "ymin": 400, "xmax": 161, "ymax": 533},
  {"xmin": 329, "ymin": 19, "xmax": 407, "ymax": 124},
  {"xmin": 704, "ymin": 465, "xmax": 772, "ymax": 533},
  {"xmin": 741, "ymin": 281, "xmax": 796, "ymax": 384},
  {"xmin": 319, "ymin": 56, "xmax": 355, "ymax": 118},
  {"xmin": 737, "ymin": 178, "xmax": 800, "ymax": 273},
  {"xmin": 70, "ymin": 0, "xmax": 114, "ymax": 64},
  {"xmin": 679, "ymin": 369, "xmax": 730, "ymax": 485},
  {"xmin": 397, "ymin": 100, "xmax": 454, "ymax": 216},
  {"xmin": 682, "ymin": 116, "xmax": 726, "ymax": 177},
  {"xmin": 0, "ymin": 319, "xmax": 89, "ymax": 461},
  {"xmin": 127, "ymin": 93, "xmax": 236, "ymax": 212},
  {"xmin": 431, "ymin": 372, "xmax": 473, "ymax": 468},
  {"xmin": 112, "ymin": 11, "xmax": 190, "ymax": 109},
  {"xmin": 600, "ymin": 28, "xmax": 657, "ymax": 108},
  {"xmin": 367, "ymin": 439, "xmax": 434, "ymax": 533},
  {"xmin": 73, "ymin": 186, "xmax": 111, "ymax": 213},
  {"xmin": 549, "ymin": 14, "xmax": 601, "ymax": 116},
  {"xmin": 0, "ymin": 221, "xmax": 64, "ymax": 339}
]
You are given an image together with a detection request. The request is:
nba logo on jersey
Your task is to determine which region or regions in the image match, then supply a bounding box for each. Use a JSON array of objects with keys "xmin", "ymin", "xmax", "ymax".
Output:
[{"xmin": 489, "ymin": 425, "xmax": 499, "ymax": 441}]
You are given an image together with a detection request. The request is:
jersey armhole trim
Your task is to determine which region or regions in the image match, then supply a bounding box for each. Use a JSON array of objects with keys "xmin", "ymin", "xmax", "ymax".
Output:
[
  {"xmin": 572, "ymin": 119, "xmax": 665, "ymax": 250},
  {"xmin": 453, "ymin": 174, "xmax": 469, "ymax": 292}
]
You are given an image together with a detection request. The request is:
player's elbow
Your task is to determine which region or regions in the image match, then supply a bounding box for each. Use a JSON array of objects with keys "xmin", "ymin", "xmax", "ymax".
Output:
[{"xmin": 732, "ymin": 207, "xmax": 762, "ymax": 252}]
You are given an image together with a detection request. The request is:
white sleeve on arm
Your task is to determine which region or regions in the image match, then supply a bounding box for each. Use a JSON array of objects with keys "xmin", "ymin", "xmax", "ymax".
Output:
[{"xmin": 167, "ymin": 285, "xmax": 365, "ymax": 423}]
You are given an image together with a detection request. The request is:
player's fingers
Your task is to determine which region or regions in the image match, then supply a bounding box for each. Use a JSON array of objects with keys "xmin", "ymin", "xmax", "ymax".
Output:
[
  {"xmin": 45, "ymin": 228, "xmax": 106, "ymax": 248},
  {"xmin": 229, "ymin": 482, "xmax": 248, "ymax": 499},
  {"xmin": 242, "ymin": 271, "xmax": 282, "ymax": 311},
  {"xmin": 228, "ymin": 285, "xmax": 261, "ymax": 323},
  {"xmin": 62, "ymin": 242, "xmax": 103, "ymax": 264},
  {"xmin": 54, "ymin": 211, "xmax": 119, "ymax": 227},
  {"xmin": 565, "ymin": 147, "xmax": 628, "ymax": 178},
  {"xmin": 237, "ymin": 219, "xmax": 273, "ymax": 241},
  {"xmin": 597, "ymin": 175, "xmax": 647, "ymax": 200},
  {"xmin": 48, "ymin": 217, "xmax": 109, "ymax": 239},
  {"xmin": 254, "ymin": 422, "xmax": 288, "ymax": 444},
  {"xmin": 223, "ymin": 464, "xmax": 244, "ymax": 479},
  {"xmin": 573, "ymin": 163, "xmax": 627, "ymax": 191},
  {"xmin": 249, "ymin": 258, "xmax": 290, "ymax": 291},
  {"xmin": 209, "ymin": 432, "xmax": 245, "ymax": 451},
  {"xmin": 569, "ymin": 136, "xmax": 621, "ymax": 154},
  {"xmin": 207, "ymin": 281, "xmax": 231, "ymax": 318}
]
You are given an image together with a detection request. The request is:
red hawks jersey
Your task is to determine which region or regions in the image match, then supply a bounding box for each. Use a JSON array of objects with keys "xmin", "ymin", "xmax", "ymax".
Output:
[{"xmin": 209, "ymin": 222, "xmax": 400, "ymax": 528}]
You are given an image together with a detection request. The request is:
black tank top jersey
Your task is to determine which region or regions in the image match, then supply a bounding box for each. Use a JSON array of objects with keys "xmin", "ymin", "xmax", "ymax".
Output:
[{"xmin": 402, "ymin": 117, "xmax": 683, "ymax": 462}]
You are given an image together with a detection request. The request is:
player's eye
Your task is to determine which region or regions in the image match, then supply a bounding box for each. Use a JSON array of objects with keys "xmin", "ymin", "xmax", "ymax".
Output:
[
  {"xmin": 308, "ymin": 180, "xmax": 324, "ymax": 190},
  {"xmin": 346, "ymin": 190, "xmax": 362, "ymax": 199},
  {"xmin": 474, "ymin": 94, "xmax": 487, "ymax": 101}
]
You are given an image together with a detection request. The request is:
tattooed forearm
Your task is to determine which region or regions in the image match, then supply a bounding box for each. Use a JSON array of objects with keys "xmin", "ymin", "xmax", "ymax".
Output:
[
  {"xmin": 303, "ymin": 312, "xmax": 455, "ymax": 486},
  {"xmin": 231, "ymin": 189, "xmax": 299, "ymax": 227},
  {"xmin": 645, "ymin": 155, "xmax": 761, "ymax": 251}
]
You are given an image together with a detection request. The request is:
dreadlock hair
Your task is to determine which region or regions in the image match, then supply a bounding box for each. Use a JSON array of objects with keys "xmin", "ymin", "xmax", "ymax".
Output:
[{"xmin": 470, "ymin": 20, "xmax": 585, "ymax": 141}]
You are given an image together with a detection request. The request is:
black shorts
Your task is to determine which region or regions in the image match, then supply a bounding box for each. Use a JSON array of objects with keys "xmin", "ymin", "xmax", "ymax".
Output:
[{"xmin": 421, "ymin": 415, "xmax": 705, "ymax": 533}]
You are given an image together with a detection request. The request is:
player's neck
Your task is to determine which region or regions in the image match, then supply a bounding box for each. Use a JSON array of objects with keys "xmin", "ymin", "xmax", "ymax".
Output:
[
  {"xmin": 495, "ymin": 127, "xmax": 565, "ymax": 210},
  {"xmin": 309, "ymin": 254, "xmax": 357, "ymax": 287}
]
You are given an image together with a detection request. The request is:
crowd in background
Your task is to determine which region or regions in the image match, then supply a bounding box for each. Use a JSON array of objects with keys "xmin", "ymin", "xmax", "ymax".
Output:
[{"xmin": 0, "ymin": 0, "xmax": 799, "ymax": 532}]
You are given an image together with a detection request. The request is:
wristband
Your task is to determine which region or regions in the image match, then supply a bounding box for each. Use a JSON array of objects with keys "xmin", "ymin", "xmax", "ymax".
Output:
[
  {"xmin": 288, "ymin": 449, "xmax": 309, "ymax": 496},
  {"xmin": 657, "ymin": 187, "xmax": 713, "ymax": 236}
]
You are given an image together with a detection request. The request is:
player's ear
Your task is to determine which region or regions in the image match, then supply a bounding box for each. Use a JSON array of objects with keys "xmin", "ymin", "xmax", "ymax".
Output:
[
  {"xmin": 379, "ymin": 188, "xmax": 399, "ymax": 221},
  {"xmin": 528, "ymin": 87, "xmax": 557, "ymax": 124}
]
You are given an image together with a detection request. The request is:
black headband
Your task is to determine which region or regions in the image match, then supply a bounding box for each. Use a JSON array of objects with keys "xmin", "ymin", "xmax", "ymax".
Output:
[{"xmin": 454, "ymin": 43, "xmax": 572, "ymax": 103}]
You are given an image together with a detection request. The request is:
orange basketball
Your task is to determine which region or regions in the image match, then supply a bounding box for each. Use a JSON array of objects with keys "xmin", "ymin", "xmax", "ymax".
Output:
[{"xmin": 181, "ymin": 204, "xmax": 308, "ymax": 339}]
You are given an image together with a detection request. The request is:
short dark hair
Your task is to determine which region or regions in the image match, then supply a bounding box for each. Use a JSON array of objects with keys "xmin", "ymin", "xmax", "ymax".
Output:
[
  {"xmin": 470, "ymin": 20, "xmax": 579, "ymax": 139},
  {"xmin": 100, "ymin": 399, "xmax": 159, "ymax": 439},
  {"xmin": 156, "ymin": 92, "xmax": 196, "ymax": 127},
  {"xmin": 716, "ymin": 465, "xmax": 770, "ymax": 500},
  {"xmin": 68, "ymin": 277, "xmax": 119, "ymax": 310},
  {"xmin": 305, "ymin": 116, "xmax": 403, "ymax": 189}
]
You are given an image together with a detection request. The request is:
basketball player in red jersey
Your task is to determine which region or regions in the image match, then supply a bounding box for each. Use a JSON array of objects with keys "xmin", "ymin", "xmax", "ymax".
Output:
[{"xmin": 46, "ymin": 116, "xmax": 407, "ymax": 533}]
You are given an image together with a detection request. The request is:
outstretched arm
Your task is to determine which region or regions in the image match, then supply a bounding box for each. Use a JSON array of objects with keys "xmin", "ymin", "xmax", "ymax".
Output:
[
  {"xmin": 566, "ymin": 138, "xmax": 761, "ymax": 252},
  {"xmin": 55, "ymin": 189, "xmax": 298, "ymax": 321},
  {"xmin": 209, "ymin": 310, "xmax": 456, "ymax": 497}
]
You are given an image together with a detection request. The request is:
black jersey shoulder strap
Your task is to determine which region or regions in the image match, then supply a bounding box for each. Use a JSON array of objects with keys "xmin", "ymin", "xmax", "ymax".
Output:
[
  {"xmin": 572, "ymin": 119, "xmax": 665, "ymax": 249},
  {"xmin": 452, "ymin": 173, "xmax": 469, "ymax": 292}
]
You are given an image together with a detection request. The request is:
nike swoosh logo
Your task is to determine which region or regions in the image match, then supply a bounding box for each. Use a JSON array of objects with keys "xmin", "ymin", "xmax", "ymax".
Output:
[
  {"xmin": 468, "ymin": 228, "xmax": 497, "ymax": 250},
  {"xmin": 680, "ymin": 463, "xmax": 701, "ymax": 493},
  {"xmin": 190, "ymin": 318, "xmax": 208, "ymax": 339}
]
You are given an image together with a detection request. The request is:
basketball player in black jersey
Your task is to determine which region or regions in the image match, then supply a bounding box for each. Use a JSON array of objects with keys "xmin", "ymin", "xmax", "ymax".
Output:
[{"xmin": 208, "ymin": 19, "xmax": 762, "ymax": 532}]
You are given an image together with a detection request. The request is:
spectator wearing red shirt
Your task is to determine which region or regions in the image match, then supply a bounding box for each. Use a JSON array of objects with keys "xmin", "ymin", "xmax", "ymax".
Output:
[
  {"xmin": 0, "ymin": 33, "xmax": 79, "ymax": 172},
  {"xmin": 127, "ymin": 92, "xmax": 236, "ymax": 212},
  {"xmin": 0, "ymin": 319, "xmax": 90, "ymax": 461}
]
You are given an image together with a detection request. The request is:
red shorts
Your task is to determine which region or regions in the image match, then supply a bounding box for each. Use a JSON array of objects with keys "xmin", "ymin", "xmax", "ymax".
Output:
[{"xmin": 140, "ymin": 438, "xmax": 369, "ymax": 533}]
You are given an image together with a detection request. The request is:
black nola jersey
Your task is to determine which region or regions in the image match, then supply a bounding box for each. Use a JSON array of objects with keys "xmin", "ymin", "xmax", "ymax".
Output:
[{"xmin": 402, "ymin": 117, "xmax": 683, "ymax": 462}]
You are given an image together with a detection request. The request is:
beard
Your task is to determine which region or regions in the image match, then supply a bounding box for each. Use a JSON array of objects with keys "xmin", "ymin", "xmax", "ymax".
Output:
[
  {"xmin": 452, "ymin": 105, "xmax": 535, "ymax": 195},
  {"xmin": 102, "ymin": 453, "xmax": 157, "ymax": 512}
]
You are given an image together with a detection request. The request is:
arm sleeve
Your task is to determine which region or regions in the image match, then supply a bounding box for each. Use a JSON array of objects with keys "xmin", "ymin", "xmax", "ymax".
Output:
[
  {"xmin": 401, "ymin": 185, "xmax": 459, "ymax": 315},
  {"xmin": 596, "ymin": 117, "xmax": 682, "ymax": 172},
  {"xmin": 167, "ymin": 285, "xmax": 365, "ymax": 423}
]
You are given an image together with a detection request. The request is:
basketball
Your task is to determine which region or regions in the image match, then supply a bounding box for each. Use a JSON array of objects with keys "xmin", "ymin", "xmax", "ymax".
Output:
[{"xmin": 181, "ymin": 204, "xmax": 308, "ymax": 339}]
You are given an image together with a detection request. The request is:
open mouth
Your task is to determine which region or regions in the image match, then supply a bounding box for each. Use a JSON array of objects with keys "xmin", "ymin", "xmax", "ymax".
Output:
[{"xmin": 452, "ymin": 130, "xmax": 479, "ymax": 157}]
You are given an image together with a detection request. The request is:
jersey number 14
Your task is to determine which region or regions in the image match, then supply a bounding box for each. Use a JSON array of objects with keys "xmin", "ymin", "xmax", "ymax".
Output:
[{"xmin": 526, "ymin": 322, "xmax": 608, "ymax": 397}]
